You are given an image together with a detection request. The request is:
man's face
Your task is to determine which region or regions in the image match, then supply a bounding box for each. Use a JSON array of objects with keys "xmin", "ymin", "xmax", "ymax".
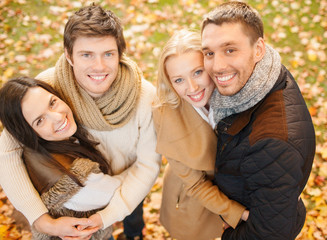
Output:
[
  {"xmin": 65, "ymin": 36, "xmax": 119, "ymax": 98},
  {"xmin": 202, "ymin": 22, "xmax": 264, "ymax": 96}
]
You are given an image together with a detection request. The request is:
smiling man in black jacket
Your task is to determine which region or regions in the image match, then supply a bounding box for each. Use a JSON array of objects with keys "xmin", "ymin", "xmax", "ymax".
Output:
[{"xmin": 201, "ymin": 2, "xmax": 315, "ymax": 239}]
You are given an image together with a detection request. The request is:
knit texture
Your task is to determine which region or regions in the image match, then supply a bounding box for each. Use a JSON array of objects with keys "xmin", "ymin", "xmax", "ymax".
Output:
[
  {"xmin": 31, "ymin": 158, "xmax": 112, "ymax": 240},
  {"xmin": 54, "ymin": 54, "xmax": 142, "ymax": 131},
  {"xmin": 210, "ymin": 44, "xmax": 281, "ymax": 124}
]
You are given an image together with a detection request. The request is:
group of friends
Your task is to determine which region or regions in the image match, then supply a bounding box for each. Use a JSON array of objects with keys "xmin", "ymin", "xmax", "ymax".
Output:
[{"xmin": 0, "ymin": 2, "xmax": 315, "ymax": 240}]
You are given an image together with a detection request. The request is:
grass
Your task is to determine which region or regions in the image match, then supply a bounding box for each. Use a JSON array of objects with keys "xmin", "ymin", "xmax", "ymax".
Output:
[{"xmin": 0, "ymin": 0, "xmax": 326, "ymax": 239}]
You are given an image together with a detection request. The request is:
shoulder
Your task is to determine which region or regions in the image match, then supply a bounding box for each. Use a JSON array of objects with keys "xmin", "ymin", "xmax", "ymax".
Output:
[
  {"xmin": 139, "ymin": 78, "xmax": 156, "ymax": 102},
  {"xmin": 135, "ymin": 79, "xmax": 156, "ymax": 115},
  {"xmin": 250, "ymin": 67, "xmax": 313, "ymax": 145},
  {"xmin": 0, "ymin": 128, "xmax": 23, "ymax": 152},
  {"xmin": 35, "ymin": 67, "xmax": 56, "ymax": 86},
  {"xmin": 250, "ymin": 88, "xmax": 288, "ymax": 145}
]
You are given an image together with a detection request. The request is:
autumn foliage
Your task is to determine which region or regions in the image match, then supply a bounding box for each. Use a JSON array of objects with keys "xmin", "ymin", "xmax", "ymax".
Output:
[{"xmin": 0, "ymin": 0, "xmax": 326, "ymax": 239}]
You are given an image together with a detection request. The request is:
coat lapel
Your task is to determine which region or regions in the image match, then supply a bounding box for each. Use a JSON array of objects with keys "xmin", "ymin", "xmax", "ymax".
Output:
[{"xmin": 154, "ymin": 101, "xmax": 217, "ymax": 171}]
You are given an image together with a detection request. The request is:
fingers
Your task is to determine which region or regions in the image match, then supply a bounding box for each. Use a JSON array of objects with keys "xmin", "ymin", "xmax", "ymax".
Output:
[{"xmin": 61, "ymin": 229, "xmax": 98, "ymax": 240}]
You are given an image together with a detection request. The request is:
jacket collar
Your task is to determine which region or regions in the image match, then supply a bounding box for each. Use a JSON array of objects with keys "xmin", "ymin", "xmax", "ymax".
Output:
[{"xmin": 224, "ymin": 65, "xmax": 287, "ymax": 136}]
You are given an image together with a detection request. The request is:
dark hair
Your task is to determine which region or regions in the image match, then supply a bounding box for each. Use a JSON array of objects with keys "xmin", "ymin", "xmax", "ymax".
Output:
[
  {"xmin": 202, "ymin": 1, "xmax": 264, "ymax": 45},
  {"xmin": 64, "ymin": 4, "xmax": 126, "ymax": 58},
  {"xmin": 0, "ymin": 77, "xmax": 111, "ymax": 185}
]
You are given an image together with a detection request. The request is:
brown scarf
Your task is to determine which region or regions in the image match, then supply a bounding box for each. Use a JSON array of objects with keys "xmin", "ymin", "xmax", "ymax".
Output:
[{"xmin": 53, "ymin": 54, "xmax": 142, "ymax": 131}]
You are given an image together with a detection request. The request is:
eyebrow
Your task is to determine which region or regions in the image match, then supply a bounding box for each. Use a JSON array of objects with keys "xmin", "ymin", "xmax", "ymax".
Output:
[
  {"xmin": 76, "ymin": 49, "xmax": 118, "ymax": 54},
  {"xmin": 202, "ymin": 41, "xmax": 236, "ymax": 52},
  {"xmin": 170, "ymin": 66, "xmax": 202, "ymax": 80},
  {"xmin": 31, "ymin": 95, "xmax": 54, "ymax": 127},
  {"xmin": 76, "ymin": 50, "xmax": 93, "ymax": 54}
]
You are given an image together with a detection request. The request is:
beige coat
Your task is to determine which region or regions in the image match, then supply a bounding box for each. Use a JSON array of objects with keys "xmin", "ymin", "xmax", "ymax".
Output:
[{"xmin": 153, "ymin": 101, "xmax": 246, "ymax": 240}]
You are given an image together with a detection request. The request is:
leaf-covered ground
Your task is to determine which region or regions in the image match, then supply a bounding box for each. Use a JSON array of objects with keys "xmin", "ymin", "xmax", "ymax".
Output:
[{"xmin": 0, "ymin": 0, "xmax": 326, "ymax": 239}]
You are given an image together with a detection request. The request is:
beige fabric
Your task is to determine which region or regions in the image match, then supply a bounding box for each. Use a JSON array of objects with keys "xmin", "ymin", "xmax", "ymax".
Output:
[
  {"xmin": 54, "ymin": 54, "xmax": 142, "ymax": 131},
  {"xmin": 153, "ymin": 101, "xmax": 246, "ymax": 240},
  {"xmin": 0, "ymin": 70, "xmax": 161, "ymax": 227}
]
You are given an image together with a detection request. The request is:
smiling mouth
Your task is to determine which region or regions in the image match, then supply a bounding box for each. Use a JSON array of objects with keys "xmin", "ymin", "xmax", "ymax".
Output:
[
  {"xmin": 216, "ymin": 73, "xmax": 236, "ymax": 82},
  {"xmin": 188, "ymin": 89, "xmax": 205, "ymax": 102},
  {"xmin": 56, "ymin": 118, "xmax": 68, "ymax": 132},
  {"xmin": 89, "ymin": 75, "xmax": 108, "ymax": 81}
]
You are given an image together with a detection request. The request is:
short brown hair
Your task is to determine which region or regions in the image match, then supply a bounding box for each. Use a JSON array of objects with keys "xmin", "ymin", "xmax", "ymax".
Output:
[
  {"xmin": 202, "ymin": 1, "xmax": 264, "ymax": 44},
  {"xmin": 64, "ymin": 4, "xmax": 126, "ymax": 58}
]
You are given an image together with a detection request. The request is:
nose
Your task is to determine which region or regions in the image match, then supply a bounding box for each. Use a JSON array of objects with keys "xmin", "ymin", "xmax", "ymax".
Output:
[
  {"xmin": 212, "ymin": 54, "xmax": 227, "ymax": 73},
  {"xmin": 93, "ymin": 56, "xmax": 106, "ymax": 71},
  {"xmin": 49, "ymin": 111, "xmax": 64, "ymax": 123},
  {"xmin": 187, "ymin": 77, "xmax": 199, "ymax": 92}
]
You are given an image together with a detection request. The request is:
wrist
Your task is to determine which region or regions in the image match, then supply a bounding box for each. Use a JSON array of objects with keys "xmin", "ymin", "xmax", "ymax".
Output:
[
  {"xmin": 241, "ymin": 210, "xmax": 249, "ymax": 221},
  {"xmin": 33, "ymin": 213, "xmax": 55, "ymax": 235}
]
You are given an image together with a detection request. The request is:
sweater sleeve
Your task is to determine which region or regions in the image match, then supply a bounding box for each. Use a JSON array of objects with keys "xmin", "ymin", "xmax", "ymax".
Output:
[
  {"xmin": 222, "ymin": 139, "xmax": 304, "ymax": 240},
  {"xmin": 0, "ymin": 129, "xmax": 48, "ymax": 224},
  {"xmin": 97, "ymin": 80, "xmax": 161, "ymax": 228},
  {"xmin": 167, "ymin": 158, "xmax": 245, "ymax": 228}
]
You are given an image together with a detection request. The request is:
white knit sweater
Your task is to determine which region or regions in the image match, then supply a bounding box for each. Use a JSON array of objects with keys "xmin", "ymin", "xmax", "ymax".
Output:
[{"xmin": 0, "ymin": 67, "xmax": 161, "ymax": 228}]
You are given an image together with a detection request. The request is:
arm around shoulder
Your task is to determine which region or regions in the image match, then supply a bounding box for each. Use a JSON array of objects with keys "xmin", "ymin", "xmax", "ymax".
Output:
[
  {"xmin": 0, "ymin": 129, "xmax": 48, "ymax": 224},
  {"xmin": 97, "ymin": 79, "xmax": 161, "ymax": 228}
]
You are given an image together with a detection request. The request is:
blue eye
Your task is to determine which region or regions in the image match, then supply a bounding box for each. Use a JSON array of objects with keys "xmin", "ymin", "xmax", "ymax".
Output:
[
  {"xmin": 105, "ymin": 52, "xmax": 113, "ymax": 57},
  {"xmin": 194, "ymin": 69, "xmax": 203, "ymax": 76},
  {"xmin": 82, "ymin": 53, "xmax": 91, "ymax": 58},
  {"xmin": 174, "ymin": 78, "xmax": 183, "ymax": 84}
]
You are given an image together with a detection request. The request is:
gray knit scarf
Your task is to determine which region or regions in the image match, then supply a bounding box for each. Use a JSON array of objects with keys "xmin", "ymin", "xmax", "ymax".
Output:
[{"xmin": 209, "ymin": 44, "xmax": 281, "ymax": 124}]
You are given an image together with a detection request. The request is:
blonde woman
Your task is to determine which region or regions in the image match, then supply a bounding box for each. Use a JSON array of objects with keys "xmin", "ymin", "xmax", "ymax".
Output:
[{"xmin": 153, "ymin": 29, "xmax": 249, "ymax": 240}]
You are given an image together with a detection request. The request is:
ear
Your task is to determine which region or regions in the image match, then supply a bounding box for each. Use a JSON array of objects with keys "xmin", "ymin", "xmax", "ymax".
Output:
[
  {"xmin": 64, "ymin": 48, "xmax": 74, "ymax": 67},
  {"xmin": 254, "ymin": 37, "xmax": 265, "ymax": 63}
]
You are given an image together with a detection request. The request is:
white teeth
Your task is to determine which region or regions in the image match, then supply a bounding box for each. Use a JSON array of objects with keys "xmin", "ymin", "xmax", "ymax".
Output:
[
  {"xmin": 217, "ymin": 74, "xmax": 235, "ymax": 82},
  {"xmin": 90, "ymin": 75, "xmax": 106, "ymax": 80},
  {"xmin": 189, "ymin": 90, "xmax": 204, "ymax": 100},
  {"xmin": 191, "ymin": 93, "xmax": 202, "ymax": 100},
  {"xmin": 56, "ymin": 118, "xmax": 68, "ymax": 132}
]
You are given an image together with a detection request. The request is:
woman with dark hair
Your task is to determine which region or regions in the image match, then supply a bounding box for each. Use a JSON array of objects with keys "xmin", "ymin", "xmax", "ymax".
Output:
[{"xmin": 0, "ymin": 76, "xmax": 120, "ymax": 240}]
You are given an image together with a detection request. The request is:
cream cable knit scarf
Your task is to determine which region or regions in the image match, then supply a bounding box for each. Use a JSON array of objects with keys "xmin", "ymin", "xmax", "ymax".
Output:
[
  {"xmin": 54, "ymin": 54, "xmax": 142, "ymax": 131},
  {"xmin": 209, "ymin": 44, "xmax": 281, "ymax": 124}
]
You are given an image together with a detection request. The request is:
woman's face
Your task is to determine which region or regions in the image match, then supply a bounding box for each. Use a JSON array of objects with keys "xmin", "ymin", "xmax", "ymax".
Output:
[
  {"xmin": 165, "ymin": 50, "xmax": 215, "ymax": 108},
  {"xmin": 21, "ymin": 87, "xmax": 77, "ymax": 141}
]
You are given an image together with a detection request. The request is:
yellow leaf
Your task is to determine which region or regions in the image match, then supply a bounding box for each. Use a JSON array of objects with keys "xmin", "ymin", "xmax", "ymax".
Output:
[
  {"xmin": 308, "ymin": 52, "xmax": 317, "ymax": 62},
  {"xmin": 321, "ymin": 148, "xmax": 327, "ymax": 160},
  {"xmin": 315, "ymin": 216, "xmax": 327, "ymax": 230},
  {"xmin": 3, "ymin": 67, "xmax": 14, "ymax": 78},
  {"xmin": 317, "ymin": 205, "xmax": 327, "ymax": 217},
  {"xmin": 290, "ymin": 59, "xmax": 299, "ymax": 68},
  {"xmin": 0, "ymin": 224, "xmax": 9, "ymax": 237},
  {"xmin": 313, "ymin": 196, "xmax": 325, "ymax": 207},
  {"xmin": 306, "ymin": 187, "xmax": 321, "ymax": 197},
  {"xmin": 307, "ymin": 224, "xmax": 315, "ymax": 239}
]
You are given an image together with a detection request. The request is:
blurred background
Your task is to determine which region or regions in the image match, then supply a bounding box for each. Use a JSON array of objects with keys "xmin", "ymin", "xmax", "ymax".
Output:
[{"xmin": 0, "ymin": 0, "xmax": 326, "ymax": 239}]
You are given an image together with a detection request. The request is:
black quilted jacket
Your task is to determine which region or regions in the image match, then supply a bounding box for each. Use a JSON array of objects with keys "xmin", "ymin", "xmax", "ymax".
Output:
[{"xmin": 213, "ymin": 65, "xmax": 315, "ymax": 240}]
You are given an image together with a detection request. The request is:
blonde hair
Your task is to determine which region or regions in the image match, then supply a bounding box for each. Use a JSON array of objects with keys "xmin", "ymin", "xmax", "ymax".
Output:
[{"xmin": 154, "ymin": 29, "xmax": 202, "ymax": 108}]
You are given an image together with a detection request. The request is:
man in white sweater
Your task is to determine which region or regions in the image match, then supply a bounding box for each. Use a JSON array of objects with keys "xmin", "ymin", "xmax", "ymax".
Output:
[{"xmin": 0, "ymin": 5, "xmax": 161, "ymax": 240}]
